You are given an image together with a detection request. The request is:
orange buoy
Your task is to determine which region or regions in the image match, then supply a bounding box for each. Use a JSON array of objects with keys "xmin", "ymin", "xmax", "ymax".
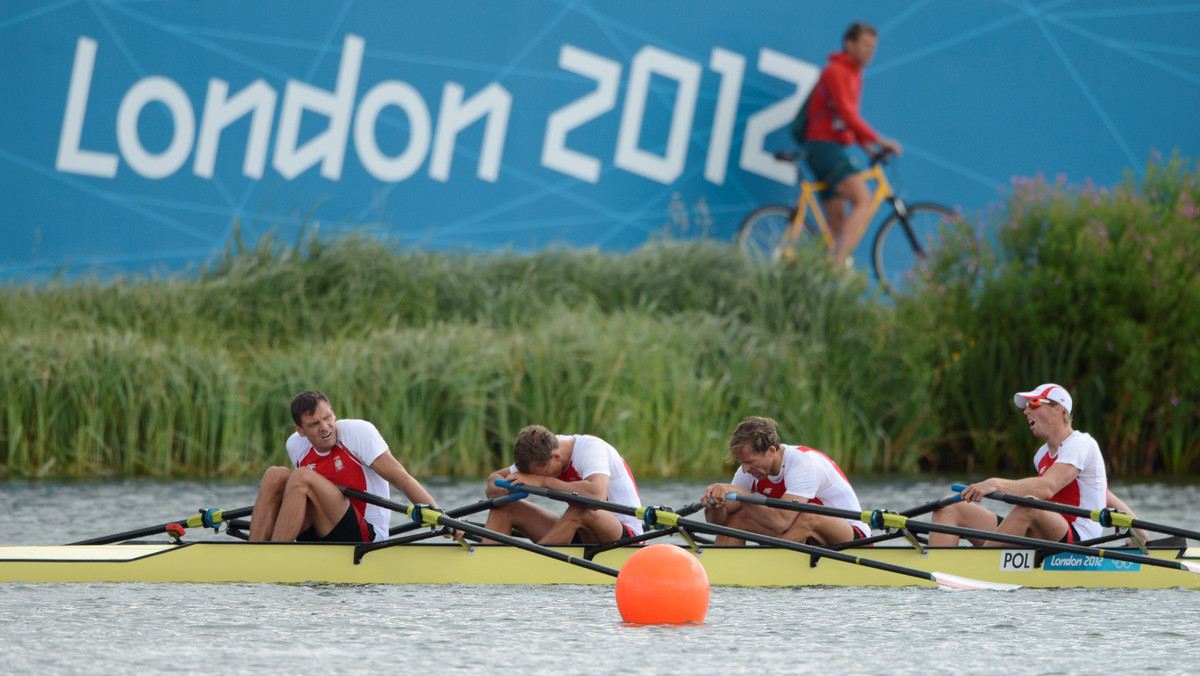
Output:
[{"xmin": 615, "ymin": 543, "xmax": 710, "ymax": 624}]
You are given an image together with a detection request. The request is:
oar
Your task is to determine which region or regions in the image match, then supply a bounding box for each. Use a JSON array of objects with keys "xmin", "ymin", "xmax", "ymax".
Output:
[
  {"xmin": 728, "ymin": 492, "xmax": 1200, "ymax": 576},
  {"xmin": 339, "ymin": 487, "xmax": 618, "ymax": 578},
  {"xmin": 952, "ymin": 483, "xmax": 1200, "ymax": 543},
  {"xmin": 350, "ymin": 492, "xmax": 532, "ymax": 558},
  {"xmin": 495, "ymin": 480, "xmax": 1018, "ymax": 591},
  {"xmin": 387, "ymin": 492, "xmax": 529, "ymax": 537},
  {"xmin": 900, "ymin": 492, "xmax": 963, "ymax": 517},
  {"xmin": 70, "ymin": 506, "xmax": 256, "ymax": 545}
]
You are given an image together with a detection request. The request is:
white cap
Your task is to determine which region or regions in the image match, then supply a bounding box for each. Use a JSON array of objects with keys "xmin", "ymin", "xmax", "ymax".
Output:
[{"xmin": 1014, "ymin": 383, "xmax": 1072, "ymax": 414}]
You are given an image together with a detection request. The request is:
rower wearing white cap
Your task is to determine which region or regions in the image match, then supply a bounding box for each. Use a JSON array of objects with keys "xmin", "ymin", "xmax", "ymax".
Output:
[{"xmin": 929, "ymin": 383, "xmax": 1145, "ymax": 547}]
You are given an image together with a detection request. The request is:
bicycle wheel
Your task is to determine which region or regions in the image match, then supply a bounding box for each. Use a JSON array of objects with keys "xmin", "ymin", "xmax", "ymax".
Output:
[
  {"xmin": 872, "ymin": 203, "xmax": 957, "ymax": 295},
  {"xmin": 738, "ymin": 205, "xmax": 819, "ymax": 263}
]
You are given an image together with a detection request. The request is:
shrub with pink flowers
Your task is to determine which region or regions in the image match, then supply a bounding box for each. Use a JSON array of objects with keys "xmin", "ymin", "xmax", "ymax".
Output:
[{"xmin": 903, "ymin": 152, "xmax": 1200, "ymax": 475}]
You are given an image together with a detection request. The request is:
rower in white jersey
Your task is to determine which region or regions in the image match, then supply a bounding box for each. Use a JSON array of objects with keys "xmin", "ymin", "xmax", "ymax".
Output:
[
  {"xmin": 703, "ymin": 416, "xmax": 870, "ymax": 546},
  {"xmin": 483, "ymin": 425, "xmax": 642, "ymax": 544},
  {"xmin": 930, "ymin": 383, "xmax": 1149, "ymax": 546}
]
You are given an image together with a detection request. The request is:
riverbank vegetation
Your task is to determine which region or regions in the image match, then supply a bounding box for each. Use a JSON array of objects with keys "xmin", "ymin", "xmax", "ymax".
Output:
[{"xmin": 2, "ymin": 154, "xmax": 1197, "ymax": 480}]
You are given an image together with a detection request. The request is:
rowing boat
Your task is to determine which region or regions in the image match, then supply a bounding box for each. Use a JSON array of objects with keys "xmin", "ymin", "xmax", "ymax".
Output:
[{"xmin": 3, "ymin": 540, "xmax": 1197, "ymax": 589}]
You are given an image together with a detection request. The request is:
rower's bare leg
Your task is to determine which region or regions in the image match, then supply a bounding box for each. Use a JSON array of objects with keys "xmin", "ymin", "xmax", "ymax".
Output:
[
  {"xmin": 929, "ymin": 502, "xmax": 1001, "ymax": 546},
  {"xmin": 538, "ymin": 505, "xmax": 625, "ymax": 545},
  {"xmin": 249, "ymin": 466, "xmax": 291, "ymax": 541},
  {"xmin": 983, "ymin": 505, "xmax": 1068, "ymax": 546},
  {"xmin": 707, "ymin": 507, "xmax": 779, "ymax": 546},
  {"xmin": 269, "ymin": 468, "xmax": 351, "ymax": 542},
  {"xmin": 780, "ymin": 512, "xmax": 855, "ymax": 546},
  {"xmin": 483, "ymin": 500, "xmax": 559, "ymax": 543}
]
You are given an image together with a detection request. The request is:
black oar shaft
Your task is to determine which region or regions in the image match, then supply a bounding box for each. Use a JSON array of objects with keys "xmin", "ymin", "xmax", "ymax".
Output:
[
  {"xmin": 341, "ymin": 487, "xmax": 618, "ymax": 578},
  {"xmin": 967, "ymin": 487, "xmax": 1200, "ymax": 542},
  {"xmin": 388, "ymin": 493, "xmax": 527, "ymax": 536},
  {"xmin": 70, "ymin": 506, "xmax": 255, "ymax": 545},
  {"xmin": 732, "ymin": 492, "xmax": 1193, "ymax": 573},
  {"xmin": 494, "ymin": 480, "xmax": 947, "ymax": 586},
  {"xmin": 900, "ymin": 493, "xmax": 963, "ymax": 517}
]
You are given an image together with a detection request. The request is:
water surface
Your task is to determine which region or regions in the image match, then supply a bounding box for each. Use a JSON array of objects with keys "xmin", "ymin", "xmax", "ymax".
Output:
[{"xmin": 2, "ymin": 479, "xmax": 1197, "ymax": 675}]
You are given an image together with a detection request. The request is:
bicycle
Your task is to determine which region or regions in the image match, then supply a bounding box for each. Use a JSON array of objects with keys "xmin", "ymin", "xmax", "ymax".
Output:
[{"xmin": 738, "ymin": 149, "xmax": 956, "ymax": 295}]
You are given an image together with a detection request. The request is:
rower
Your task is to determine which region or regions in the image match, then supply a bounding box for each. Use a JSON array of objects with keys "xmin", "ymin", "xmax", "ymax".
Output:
[
  {"xmin": 701, "ymin": 416, "xmax": 870, "ymax": 547},
  {"xmin": 930, "ymin": 383, "xmax": 1149, "ymax": 547},
  {"xmin": 247, "ymin": 390, "xmax": 449, "ymax": 544},
  {"xmin": 482, "ymin": 425, "xmax": 642, "ymax": 545}
]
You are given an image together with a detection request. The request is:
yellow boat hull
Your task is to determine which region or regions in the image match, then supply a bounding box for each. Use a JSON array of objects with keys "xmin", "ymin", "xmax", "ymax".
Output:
[{"xmin": 2, "ymin": 542, "xmax": 1198, "ymax": 589}]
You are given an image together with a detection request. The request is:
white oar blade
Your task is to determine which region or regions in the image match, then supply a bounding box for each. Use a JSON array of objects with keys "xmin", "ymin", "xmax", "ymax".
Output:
[
  {"xmin": 932, "ymin": 571, "xmax": 1022, "ymax": 591},
  {"xmin": 1182, "ymin": 561, "xmax": 1200, "ymax": 575}
]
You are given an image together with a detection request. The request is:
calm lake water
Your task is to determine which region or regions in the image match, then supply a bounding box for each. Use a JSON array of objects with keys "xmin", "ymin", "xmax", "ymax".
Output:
[{"xmin": 2, "ymin": 478, "xmax": 1199, "ymax": 675}]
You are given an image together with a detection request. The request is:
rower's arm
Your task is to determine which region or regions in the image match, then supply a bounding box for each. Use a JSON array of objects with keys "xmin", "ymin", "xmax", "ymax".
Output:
[
  {"xmin": 739, "ymin": 493, "xmax": 803, "ymax": 532},
  {"xmin": 485, "ymin": 467, "xmax": 513, "ymax": 498},
  {"xmin": 370, "ymin": 450, "xmax": 439, "ymax": 508},
  {"xmin": 507, "ymin": 471, "xmax": 610, "ymax": 501},
  {"xmin": 962, "ymin": 463, "xmax": 1079, "ymax": 502}
]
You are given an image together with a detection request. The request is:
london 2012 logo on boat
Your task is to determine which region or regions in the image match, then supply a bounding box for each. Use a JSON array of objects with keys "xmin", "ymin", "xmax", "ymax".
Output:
[{"xmin": 1042, "ymin": 553, "xmax": 1140, "ymax": 572}]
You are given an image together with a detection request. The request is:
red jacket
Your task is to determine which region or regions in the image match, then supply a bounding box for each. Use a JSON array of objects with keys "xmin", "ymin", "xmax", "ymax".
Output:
[{"xmin": 805, "ymin": 52, "xmax": 879, "ymax": 146}]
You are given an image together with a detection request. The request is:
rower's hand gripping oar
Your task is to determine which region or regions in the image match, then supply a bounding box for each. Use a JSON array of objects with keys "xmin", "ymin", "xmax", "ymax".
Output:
[
  {"xmin": 339, "ymin": 486, "xmax": 618, "ymax": 578},
  {"xmin": 952, "ymin": 484, "xmax": 1200, "ymax": 546},
  {"xmin": 730, "ymin": 492, "xmax": 1200, "ymax": 577},
  {"xmin": 496, "ymin": 480, "xmax": 1019, "ymax": 591},
  {"xmin": 70, "ymin": 506, "xmax": 256, "ymax": 545}
]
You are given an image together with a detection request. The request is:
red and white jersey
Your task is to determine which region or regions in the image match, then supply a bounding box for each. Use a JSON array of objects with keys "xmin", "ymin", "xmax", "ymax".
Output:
[
  {"xmin": 510, "ymin": 434, "xmax": 643, "ymax": 536},
  {"xmin": 287, "ymin": 419, "xmax": 392, "ymax": 542},
  {"xmin": 731, "ymin": 444, "xmax": 869, "ymax": 536},
  {"xmin": 1033, "ymin": 430, "xmax": 1107, "ymax": 541}
]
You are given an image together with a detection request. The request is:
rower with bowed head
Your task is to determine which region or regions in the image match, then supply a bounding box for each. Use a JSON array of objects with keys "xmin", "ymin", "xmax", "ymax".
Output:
[
  {"xmin": 483, "ymin": 425, "xmax": 643, "ymax": 544},
  {"xmin": 930, "ymin": 383, "xmax": 1147, "ymax": 546},
  {"xmin": 249, "ymin": 390, "xmax": 445, "ymax": 542},
  {"xmin": 702, "ymin": 416, "xmax": 870, "ymax": 546}
]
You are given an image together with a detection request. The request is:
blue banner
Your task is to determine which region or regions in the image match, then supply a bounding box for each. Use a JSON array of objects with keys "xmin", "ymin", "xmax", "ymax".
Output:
[{"xmin": 2, "ymin": 1, "xmax": 1197, "ymax": 277}]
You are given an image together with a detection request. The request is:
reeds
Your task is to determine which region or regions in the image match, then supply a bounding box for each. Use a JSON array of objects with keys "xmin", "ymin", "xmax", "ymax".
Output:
[{"xmin": 0, "ymin": 235, "xmax": 930, "ymax": 479}]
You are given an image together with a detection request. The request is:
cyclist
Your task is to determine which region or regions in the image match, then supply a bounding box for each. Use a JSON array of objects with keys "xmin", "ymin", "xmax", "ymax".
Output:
[{"xmin": 800, "ymin": 21, "xmax": 903, "ymax": 269}]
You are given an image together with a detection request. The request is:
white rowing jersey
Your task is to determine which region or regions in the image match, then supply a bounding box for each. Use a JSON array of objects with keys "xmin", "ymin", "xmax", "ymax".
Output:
[
  {"xmin": 731, "ymin": 444, "xmax": 870, "ymax": 536},
  {"xmin": 509, "ymin": 434, "xmax": 643, "ymax": 536},
  {"xmin": 1033, "ymin": 430, "xmax": 1107, "ymax": 541},
  {"xmin": 287, "ymin": 419, "xmax": 392, "ymax": 542}
]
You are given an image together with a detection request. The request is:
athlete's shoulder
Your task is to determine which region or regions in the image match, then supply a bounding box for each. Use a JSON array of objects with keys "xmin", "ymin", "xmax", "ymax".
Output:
[
  {"xmin": 337, "ymin": 418, "xmax": 379, "ymax": 433},
  {"xmin": 573, "ymin": 434, "xmax": 618, "ymax": 454},
  {"xmin": 285, "ymin": 432, "xmax": 307, "ymax": 453},
  {"xmin": 786, "ymin": 445, "xmax": 823, "ymax": 464},
  {"xmin": 335, "ymin": 419, "xmax": 387, "ymax": 450}
]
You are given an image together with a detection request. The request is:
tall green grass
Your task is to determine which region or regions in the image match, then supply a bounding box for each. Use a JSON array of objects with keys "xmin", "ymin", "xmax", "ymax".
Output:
[{"xmin": 0, "ymin": 236, "xmax": 931, "ymax": 479}]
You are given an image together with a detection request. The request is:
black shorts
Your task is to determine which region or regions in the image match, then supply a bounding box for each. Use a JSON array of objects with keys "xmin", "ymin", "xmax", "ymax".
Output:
[
  {"xmin": 569, "ymin": 523, "xmax": 638, "ymax": 545},
  {"xmin": 296, "ymin": 503, "xmax": 375, "ymax": 543},
  {"xmin": 1059, "ymin": 522, "xmax": 1081, "ymax": 544}
]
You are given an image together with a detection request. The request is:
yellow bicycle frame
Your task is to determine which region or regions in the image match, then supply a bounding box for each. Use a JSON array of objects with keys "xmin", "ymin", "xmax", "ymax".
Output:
[{"xmin": 781, "ymin": 162, "xmax": 893, "ymax": 255}]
